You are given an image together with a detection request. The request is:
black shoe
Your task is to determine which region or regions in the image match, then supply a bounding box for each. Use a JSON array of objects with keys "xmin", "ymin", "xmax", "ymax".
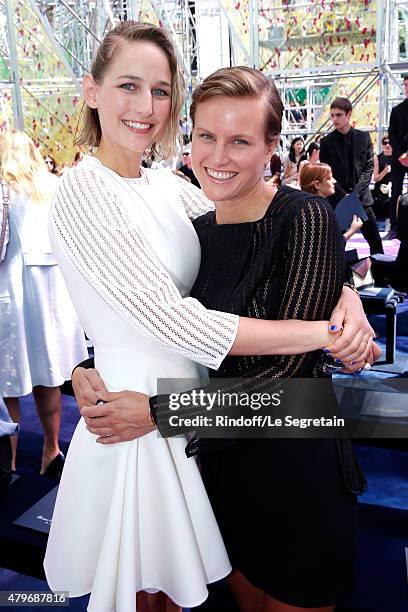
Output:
[
  {"xmin": 383, "ymin": 230, "xmax": 398, "ymax": 240},
  {"xmin": 41, "ymin": 452, "xmax": 65, "ymax": 480}
]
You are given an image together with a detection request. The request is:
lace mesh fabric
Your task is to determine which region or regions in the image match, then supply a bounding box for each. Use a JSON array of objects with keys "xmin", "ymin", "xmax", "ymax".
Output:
[
  {"xmin": 49, "ymin": 161, "xmax": 238, "ymax": 370},
  {"xmin": 153, "ymin": 187, "xmax": 346, "ymax": 415},
  {"xmin": 193, "ymin": 187, "xmax": 346, "ymax": 382}
]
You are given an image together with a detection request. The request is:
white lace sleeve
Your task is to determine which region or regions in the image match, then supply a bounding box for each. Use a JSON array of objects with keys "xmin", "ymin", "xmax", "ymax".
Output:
[
  {"xmin": 50, "ymin": 167, "xmax": 238, "ymax": 370},
  {"xmin": 172, "ymin": 174, "xmax": 215, "ymax": 219}
]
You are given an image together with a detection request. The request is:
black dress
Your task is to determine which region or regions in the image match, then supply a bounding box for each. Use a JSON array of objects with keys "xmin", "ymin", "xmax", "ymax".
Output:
[
  {"xmin": 190, "ymin": 187, "xmax": 361, "ymax": 608},
  {"xmin": 373, "ymin": 152, "xmax": 392, "ymax": 219}
]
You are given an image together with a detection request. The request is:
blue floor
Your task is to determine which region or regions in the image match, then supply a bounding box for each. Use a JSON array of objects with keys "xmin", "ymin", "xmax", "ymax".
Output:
[{"xmin": 1, "ymin": 302, "xmax": 407, "ymax": 611}]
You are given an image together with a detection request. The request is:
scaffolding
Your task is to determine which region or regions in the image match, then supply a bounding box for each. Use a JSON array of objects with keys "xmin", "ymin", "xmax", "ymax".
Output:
[{"xmin": 1, "ymin": 0, "xmax": 408, "ymax": 160}]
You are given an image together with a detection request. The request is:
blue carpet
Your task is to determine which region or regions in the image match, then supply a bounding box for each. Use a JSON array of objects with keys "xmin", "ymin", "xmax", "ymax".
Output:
[{"xmin": 356, "ymin": 446, "xmax": 408, "ymax": 511}]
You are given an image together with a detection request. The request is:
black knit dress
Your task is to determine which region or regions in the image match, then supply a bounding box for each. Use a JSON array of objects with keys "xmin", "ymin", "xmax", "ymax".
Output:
[{"xmin": 190, "ymin": 186, "xmax": 361, "ymax": 608}]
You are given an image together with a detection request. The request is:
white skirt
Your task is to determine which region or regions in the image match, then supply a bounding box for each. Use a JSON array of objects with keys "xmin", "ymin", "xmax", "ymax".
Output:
[{"xmin": 44, "ymin": 419, "xmax": 231, "ymax": 611}]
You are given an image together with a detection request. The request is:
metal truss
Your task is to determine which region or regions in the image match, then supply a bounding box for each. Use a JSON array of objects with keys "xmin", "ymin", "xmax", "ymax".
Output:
[{"xmin": 2, "ymin": 0, "xmax": 408, "ymax": 155}]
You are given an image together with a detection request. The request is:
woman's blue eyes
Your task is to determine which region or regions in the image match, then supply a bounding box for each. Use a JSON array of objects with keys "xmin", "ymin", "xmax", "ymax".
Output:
[
  {"xmin": 119, "ymin": 84, "xmax": 168, "ymax": 96},
  {"xmin": 199, "ymin": 134, "xmax": 248, "ymax": 145},
  {"xmin": 120, "ymin": 83, "xmax": 135, "ymax": 91}
]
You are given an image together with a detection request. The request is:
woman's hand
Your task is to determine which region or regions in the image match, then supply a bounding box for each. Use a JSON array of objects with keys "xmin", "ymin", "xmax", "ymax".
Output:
[
  {"xmin": 349, "ymin": 215, "xmax": 363, "ymax": 233},
  {"xmin": 82, "ymin": 390, "xmax": 155, "ymax": 444},
  {"xmin": 325, "ymin": 286, "xmax": 377, "ymax": 367},
  {"xmin": 72, "ymin": 368, "xmax": 154, "ymax": 443},
  {"xmin": 72, "ymin": 367, "xmax": 109, "ymax": 409}
]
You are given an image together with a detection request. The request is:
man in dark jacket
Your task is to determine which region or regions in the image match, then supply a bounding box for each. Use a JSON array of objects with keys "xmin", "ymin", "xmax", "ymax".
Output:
[
  {"xmin": 320, "ymin": 97, "xmax": 383, "ymax": 254},
  {"xmin": 387, "ymin": 76, "xmax": 408, "ymax": 240}
]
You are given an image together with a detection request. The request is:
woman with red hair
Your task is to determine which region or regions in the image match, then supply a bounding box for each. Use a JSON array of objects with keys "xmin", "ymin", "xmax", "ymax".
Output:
[{"xmin": 300, "ymin": 162, "xmax": 363, "ymax": 240}]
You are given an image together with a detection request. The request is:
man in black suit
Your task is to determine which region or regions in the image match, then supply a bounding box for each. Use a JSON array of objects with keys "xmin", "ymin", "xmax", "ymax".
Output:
[
  {"xmin": 320, "ymin": 97, "xmax": 383, "ymax": 254},
  {"xmin": 387, "ymin": 75, "xmax": 408, "ymax": 240}
]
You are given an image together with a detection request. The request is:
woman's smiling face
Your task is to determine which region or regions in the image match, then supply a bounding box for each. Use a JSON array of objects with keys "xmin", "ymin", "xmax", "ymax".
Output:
[
  {"xmin": 191, "ymin": 95, "xmax": 274, "ymax": 206},
  {"xmin": 83, "ymin": 40, "xmax": 172, "ymax": 161}
]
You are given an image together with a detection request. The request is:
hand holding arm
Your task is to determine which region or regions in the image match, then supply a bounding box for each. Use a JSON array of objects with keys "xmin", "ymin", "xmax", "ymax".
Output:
[
  {"xmin": 82, "ymin": 391, "xmax": 154, "ymax": 444},
  {"xmin": 326, "ymin": 285, "xmax": 378, "ymax": 367}
]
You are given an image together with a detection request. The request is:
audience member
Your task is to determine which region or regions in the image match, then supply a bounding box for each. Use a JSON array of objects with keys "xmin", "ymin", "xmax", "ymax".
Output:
[
  {"xmin": 320, "ymin": 97, "xmax": 383, "ymax": 255},
  {"xmin": 178, "ymin": 147, "xmax": 200, "ymax": 188},
  {"xmin": 180, "ymin": 115, "xmax": 190, "ymax": 144},
  {"xmin": 282, "ymin": 136, "xmax": 304, "ymax": 186},
  {"xmin": 395, "ymin": 192, "xmax": 408, "ymax": 289},
  {"xmin": 268, "ymin": 152, "xmax": 282, "ymax": 185},
  {"xmin": 298, "ymin": 141, "xmax": 320, "ymax": 177},
  {"xmin": 388, "ymin": 75, "xmax": 408, "ymax": 240},
  {"xmin": 373, "ymin": 135, "xmax": 392, "ymax": 222},
  {"xmin": 44, "ymin": 154, "xmax": 59, "ymax": 176},
  {"xmin": 299, "ymin": 162, "xmax": 363, "ymax": 241},
  {"xmin": 0, "ymin": 130, "xmax": 88, "ymax": 476}
]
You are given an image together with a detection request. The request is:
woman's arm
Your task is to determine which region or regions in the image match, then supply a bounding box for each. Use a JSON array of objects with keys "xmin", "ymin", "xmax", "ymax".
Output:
[
  {"xmin": 343, "ymin": 215, "xmax": 363, "ymax": 241},
  {"xmin": 51, "ymin": 167, "xmax": 365, "ymax": 371},
  {"xmin": 373, "ymin": 156, "xmax": 389, "ymax": 183},
  {"xmin": 78, "ymin": 197, "xmax": 377, "ymax": 442},
  {"xmin": 283, "ymin": 158, "xmax": 296, "ymax": 179}
]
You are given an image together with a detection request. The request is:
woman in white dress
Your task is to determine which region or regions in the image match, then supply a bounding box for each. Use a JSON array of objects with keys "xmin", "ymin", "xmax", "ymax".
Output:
[
  {"xmin": 45, "ymin": 21, "xmax": 376, "ymax": 612},
  {"xmin": 0, "ymin": 130, "xmax": 88, "ymax": 475}
]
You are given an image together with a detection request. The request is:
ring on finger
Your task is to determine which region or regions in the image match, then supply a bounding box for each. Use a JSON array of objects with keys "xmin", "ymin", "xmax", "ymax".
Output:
[{"xmin": 103, "ymin": 433, "xmax": 113, "ymax": 438}]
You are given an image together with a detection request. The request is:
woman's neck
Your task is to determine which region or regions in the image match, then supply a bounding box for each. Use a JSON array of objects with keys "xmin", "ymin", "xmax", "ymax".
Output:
[
  {"xmin": 94, "ymin": 140, "xmax": 143, "ymax": 178},
  {"xmin": 214, "ymin": 180, "xmax": 277, "ymax": 225}
]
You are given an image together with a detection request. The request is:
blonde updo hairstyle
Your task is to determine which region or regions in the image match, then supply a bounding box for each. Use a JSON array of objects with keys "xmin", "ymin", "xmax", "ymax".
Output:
[
  {"xmin": 75, "ymin": 21, "xmax": 185, "ymax": 160},
  {"xmin": 190, "ymin": 66, "xmax": 284, "ymax": 146},
  {"xmin": 0, "ymin": 130, "xmax": 54, "ymax": 205},
  {"xmin": 299, "ymin": 162, "xmax": 332, "ymax": 195}
]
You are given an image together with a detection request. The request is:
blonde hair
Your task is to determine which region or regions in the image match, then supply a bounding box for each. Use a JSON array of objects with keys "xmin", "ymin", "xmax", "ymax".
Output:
[
  {"xmin": 299, "ymin": 162, "xmax": 332, "ymax": 195},
  {"xmin": 0, "ymin": 130, "xmax": 54, "ymax": 205},
  {"xmin": 75, "ymin": 21, "xmax": 185, "ymax": 160},
  {"xmin": 190, "ymin": 66, "xmax": 283, "ymax": 144}
]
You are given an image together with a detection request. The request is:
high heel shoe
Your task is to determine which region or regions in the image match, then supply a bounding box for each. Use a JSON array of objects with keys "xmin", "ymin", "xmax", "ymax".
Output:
[{"xmin": 41, "ymin": 452, "xmax": 65, "ymax": 480}]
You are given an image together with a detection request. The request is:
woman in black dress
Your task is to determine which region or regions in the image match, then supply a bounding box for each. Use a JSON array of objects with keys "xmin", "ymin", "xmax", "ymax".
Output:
[
  {"xmin": 72, "ymin": 67, "xmax": 380, "ymax": 611},
  {"xmin": 182, "ymin": 67, "xmax": 366, "ymax": 611},
  {"xmin": 373, "ymin": 135, "xmax": 393, "ymax": 222}
]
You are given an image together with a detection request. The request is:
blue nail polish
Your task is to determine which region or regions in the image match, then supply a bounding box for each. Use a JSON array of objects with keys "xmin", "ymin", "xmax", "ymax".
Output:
[
  {"xmin": 335, "ymin": 359, "xmax": 342, "ymax": 364},
  {"xmin": 351, "ymin": 361, "xmax": 356, "ymax": 365},
  {"xmin": 330, "ymin": 325, "xmax": 337, "ymax": 331},
  {"xmin": 323, "ymin": 348, "xmax": 330, "ymax": 353}
]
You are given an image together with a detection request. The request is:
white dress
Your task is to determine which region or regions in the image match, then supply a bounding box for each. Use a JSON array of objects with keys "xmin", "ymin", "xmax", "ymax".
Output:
[
  {"xmin": 44, "ymin": 156, "xmax": 239, "ymax": 611},
  {"xmin": 0, "ymin": 186, "xmax": 88, "ymax": 397}
]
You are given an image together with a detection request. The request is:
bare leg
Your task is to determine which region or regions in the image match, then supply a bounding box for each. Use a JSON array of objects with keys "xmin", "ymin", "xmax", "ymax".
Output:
[
  {"xmin": 4, "ymin": 397, "xmax": 20, "ymax": 471},
  {"xmin": 227, "ymin": 569, "xmax": 334, "ymax": 612},
  {"xmin": 262, "ymin": 595, "xmax": 334, "ymax": 612},
  {"xmin": 32, "ymin": 386, "xmax": 62, "ymax": 474},
  {"xmin": 227, "ymin": 569, "xmax": 265, "ymax": 612},
  {"xmin": 136, "ymin": 592, "xmax": 181, "ymax": 612}
]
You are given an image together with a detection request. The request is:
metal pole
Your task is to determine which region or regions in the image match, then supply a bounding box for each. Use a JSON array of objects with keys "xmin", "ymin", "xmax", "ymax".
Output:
[
  {"xmin": 28, "ymin": 0, "xmax": 82, "ymax": 92},
  {"xmin": 5, "ymin": 0, "xmax": 24, "ymax": 129},
  {"xmin": 249, "ymin": 0, "xmax": 259, "ymax": 68}
]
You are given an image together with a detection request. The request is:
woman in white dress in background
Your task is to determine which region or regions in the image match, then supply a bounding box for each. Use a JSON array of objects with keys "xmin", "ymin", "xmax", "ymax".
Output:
[
  {"xmin": 45, "ymin": 21, "xmax": 376, "ymax": 612},
  {"xmin": 0, "ymin": 130, "xmax": 88, "ymax": 476}
]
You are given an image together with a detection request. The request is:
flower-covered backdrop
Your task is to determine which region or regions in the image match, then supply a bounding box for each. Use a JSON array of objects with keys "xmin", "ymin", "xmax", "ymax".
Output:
[{"xmin": 1, "ymin": 0, "xmax": 403, "ymax": 161}]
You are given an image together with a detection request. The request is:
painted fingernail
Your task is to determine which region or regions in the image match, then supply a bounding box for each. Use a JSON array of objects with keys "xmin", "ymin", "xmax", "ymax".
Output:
[
  {"xmin": 335, "ymin": 359, "xmax": 342, "ymax": 364},
  {"xmin": 323, "ymin": 348, "xmax": 331, "ymax": 353},
  {"xmin": 330, "ymin": 325, "xmax": 337, "ymax": 331},
  {"xmin": 351, "ymin": 361, "xmax": 356, "ymax": 365}
]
